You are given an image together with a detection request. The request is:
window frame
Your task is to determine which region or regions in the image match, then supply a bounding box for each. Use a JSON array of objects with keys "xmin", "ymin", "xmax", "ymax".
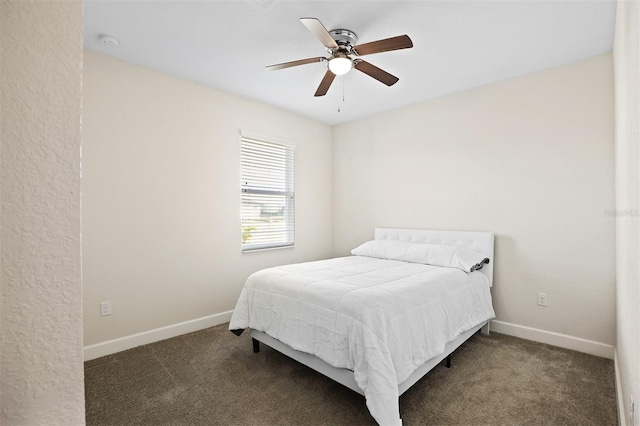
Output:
[{"xmin": 240, "ymin": 132, "xmax": 295, "ymax": 252}]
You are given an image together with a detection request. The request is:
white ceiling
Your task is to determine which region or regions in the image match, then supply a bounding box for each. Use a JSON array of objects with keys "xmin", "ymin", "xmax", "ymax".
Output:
[{"xmin": 84, "ymin": 0, "xmax": 616, "ymax": 126}]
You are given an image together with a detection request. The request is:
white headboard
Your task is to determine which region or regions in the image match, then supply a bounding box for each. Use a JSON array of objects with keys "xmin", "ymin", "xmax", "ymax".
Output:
[{"xmin": 374, "ymin": 228, "xmax": 495, "ymax": 286}]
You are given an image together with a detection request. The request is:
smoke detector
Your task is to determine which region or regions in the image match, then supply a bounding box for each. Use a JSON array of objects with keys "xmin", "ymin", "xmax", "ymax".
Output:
[{"xmin": 100, "ymin": 35, "xmax": 119, "ymax": 48}]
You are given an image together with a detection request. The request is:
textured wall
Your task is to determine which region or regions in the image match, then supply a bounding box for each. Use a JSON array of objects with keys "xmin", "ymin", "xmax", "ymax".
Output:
[
  {"xmin": 1, "ymin": 0, "xmax": 85, "ymax": 423},
  {"xmin": 333, "ymin": 54, "xmax": 615, "ymax": 347},
  {"xmin": 614, "ymin": 1, "xmax": 640, "ymax": 424}
]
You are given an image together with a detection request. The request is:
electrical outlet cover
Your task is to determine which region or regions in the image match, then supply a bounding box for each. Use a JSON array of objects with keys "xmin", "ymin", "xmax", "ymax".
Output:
[
  {"xmin": 537, "ymin": 293, "xmax": 548, "ymax": 306},
  {"xmin": 100, "ymin": 301, "xmax": 112, "ymax": 316}
]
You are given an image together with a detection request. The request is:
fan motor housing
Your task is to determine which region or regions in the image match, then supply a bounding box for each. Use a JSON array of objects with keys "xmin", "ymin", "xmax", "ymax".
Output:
[{"xmin": 329, "ymin": 29, "xmax": 358, "ymax": 50}]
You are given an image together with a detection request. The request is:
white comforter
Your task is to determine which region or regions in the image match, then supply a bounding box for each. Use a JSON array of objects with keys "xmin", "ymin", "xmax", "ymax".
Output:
[{"xmin": 229, "ymin": 255, "xmax": 495, "ymax": 425}]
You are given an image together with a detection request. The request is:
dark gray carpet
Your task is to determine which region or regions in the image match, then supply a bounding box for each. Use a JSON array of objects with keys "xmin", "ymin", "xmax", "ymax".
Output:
[{"xmin": 85, "ymin": 323, "xmax": 617, "ymax": 425}]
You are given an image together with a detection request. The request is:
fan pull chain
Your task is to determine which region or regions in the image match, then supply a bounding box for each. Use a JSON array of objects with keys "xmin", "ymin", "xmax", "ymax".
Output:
[{"xmin": 338, "ymin": 76, "xmax": 346, "ymax": 113}]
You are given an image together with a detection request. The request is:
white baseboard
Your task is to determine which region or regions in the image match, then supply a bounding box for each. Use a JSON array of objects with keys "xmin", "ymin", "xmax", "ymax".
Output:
[
  {"xmin": 84, "ymin": 310, "xmax": 234, "ymax": 361},
  {"xmin": 84, "ymin": 315, "xmax": 614, "ymax": 362},
  {"xmin": 490, "ymin": 320, "xmax": 614, "ymax": 360},
  {"xmin": 615, "ymin": 349, "xmax": 627, "ymax": 425}
]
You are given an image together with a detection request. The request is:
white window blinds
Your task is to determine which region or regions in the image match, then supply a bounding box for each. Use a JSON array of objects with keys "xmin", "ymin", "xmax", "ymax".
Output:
[{"xmin": 241, "ymin": 135, "xmax": 295, "ymax": 251}]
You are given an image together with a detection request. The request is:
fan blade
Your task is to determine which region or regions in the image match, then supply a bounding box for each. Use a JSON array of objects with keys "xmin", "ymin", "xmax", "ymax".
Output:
[
  {"xmin": 354, "ymin": 60, "xmax": 399, "ymax": 86},
  {"xmin": 300, "ymin": 18, "xmax": 338, "ymax": 49},
  {"xmin": 266, "ymin": 57, "xmax": 325, "ymax": 71},
  {"xmin": 314, "ymin": 70, "xmax": 336, "ymax": 97},
  {"xmin": 353, "ymin": 35, "xmax": 413, "ymax": 56}
]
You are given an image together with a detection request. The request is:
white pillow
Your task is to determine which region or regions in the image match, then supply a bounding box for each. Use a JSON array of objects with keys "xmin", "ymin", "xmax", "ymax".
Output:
[{"xmin": 351, "ymin": 240, "xmax": 489, "ymax": 273}]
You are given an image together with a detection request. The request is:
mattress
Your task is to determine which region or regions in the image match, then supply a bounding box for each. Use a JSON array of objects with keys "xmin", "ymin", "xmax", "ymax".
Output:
[{"xmin": 229, "ymin": 255, "xmax": 495, "ymax": 425}]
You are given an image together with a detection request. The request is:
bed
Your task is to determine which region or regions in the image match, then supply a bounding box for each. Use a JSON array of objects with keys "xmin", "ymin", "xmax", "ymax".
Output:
[{"xmin": 229, "ymin": 228, "xmax": 495, "ymax": 425}]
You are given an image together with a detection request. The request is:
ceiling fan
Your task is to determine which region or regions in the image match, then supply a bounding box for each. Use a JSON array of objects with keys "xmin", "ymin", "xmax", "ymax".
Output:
[{"xmin": 266, "ymin": 18, "xmax": 413, "ymax": 97}]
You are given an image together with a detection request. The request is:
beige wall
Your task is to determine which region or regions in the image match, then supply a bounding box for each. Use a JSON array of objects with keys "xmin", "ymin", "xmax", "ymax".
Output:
[
  {"xmin": 0, "ymin": 0, "xmax": 84, "ymax": 423},
  {"xmin": 82, "ymin": 51, "xmax": 333, "ymax": 346},
  {"xmin": 84, "ymin": 49, "xmax": 618, "ymax": 362},
  {"xmin": 333, "ymin": 54, "xmax": 615, "ymax": 347},
  {"xmin": 614, "ymin": 0, "xmax": 640, "ymax": 424}
]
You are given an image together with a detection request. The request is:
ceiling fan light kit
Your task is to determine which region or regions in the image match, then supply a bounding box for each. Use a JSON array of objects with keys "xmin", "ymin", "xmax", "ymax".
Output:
[
  {"xmin": 266, "ymin": 17, "xmax": 413, "ymax": 97},
  {"xmin": 328, "ymin": 55, "xmax": 352, "ymax": 76}
]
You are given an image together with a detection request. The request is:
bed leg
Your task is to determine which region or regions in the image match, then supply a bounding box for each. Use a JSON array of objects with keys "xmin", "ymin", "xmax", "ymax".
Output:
[
  {"xmin": 252, "ymin": 338, "xmax": 260, "ymax": 353},
  {"xmin": 445, "ymin": 355, "xmax": 451, "ymax": 368},
  {"xmin": 481, "ymin": 321, "xmax": 490, "ymax": 336}
]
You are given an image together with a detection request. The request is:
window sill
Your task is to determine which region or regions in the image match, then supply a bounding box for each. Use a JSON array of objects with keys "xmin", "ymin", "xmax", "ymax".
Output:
[{"xmin": 242, "ymin": 244, "xmax": 295, "ymax": 253}]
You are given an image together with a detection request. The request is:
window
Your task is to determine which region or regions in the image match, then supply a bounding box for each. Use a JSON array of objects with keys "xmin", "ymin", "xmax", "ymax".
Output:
[{"xmin": 240, "ymin": 134, "xmax": 295, "ymax": 251}]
